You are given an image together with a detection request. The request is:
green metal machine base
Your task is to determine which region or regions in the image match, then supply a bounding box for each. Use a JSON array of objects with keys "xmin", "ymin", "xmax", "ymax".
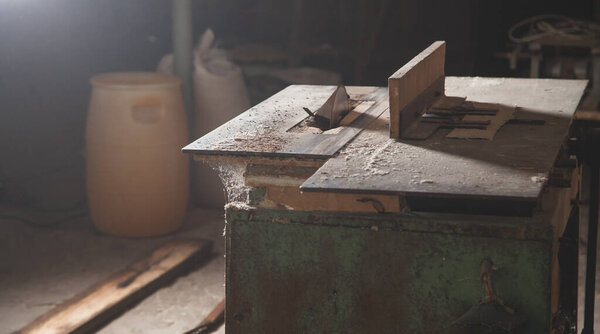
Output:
[{"xmin": 225, "ymin": 207, "xmax": 554, "ymax": 334}]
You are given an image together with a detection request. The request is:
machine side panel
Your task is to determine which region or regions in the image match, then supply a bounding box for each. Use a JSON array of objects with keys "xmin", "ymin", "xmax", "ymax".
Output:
[{"xmin": 225, "ymin": 210, "xmax": 552, "ymax": 334}]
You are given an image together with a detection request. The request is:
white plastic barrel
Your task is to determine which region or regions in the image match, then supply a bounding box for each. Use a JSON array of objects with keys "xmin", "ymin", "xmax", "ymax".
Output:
[{"xmin": 86, "ymin": 72, "xmax": 189, "ymax": 237}]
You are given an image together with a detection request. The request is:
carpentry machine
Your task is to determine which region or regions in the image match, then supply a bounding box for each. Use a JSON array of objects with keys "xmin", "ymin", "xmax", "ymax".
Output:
[{"xmin": 184, "ymin": 42, "xmax": 588, "ymax": 333}]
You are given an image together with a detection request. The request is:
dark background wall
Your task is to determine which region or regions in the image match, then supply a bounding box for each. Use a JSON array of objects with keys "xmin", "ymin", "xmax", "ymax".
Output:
[
  {"xmin": 0, "ymin": 0, "xmax": 594, "ymax": 210},
  {"xmin": 0, "ymin": 0, "xmax": 175, "ymax": 209}
]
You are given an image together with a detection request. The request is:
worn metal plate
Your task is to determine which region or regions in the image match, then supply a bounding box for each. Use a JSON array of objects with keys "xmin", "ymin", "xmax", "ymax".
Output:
[
  {"xmin": 182, "ymin": 85, "xmax": 387, "ymax": 159},
  {"xmin": 301, "ymin": 77, "xmax": 587, "ymax": 212},
  {"xmin": 225, "ymin": 208, "xmax": 552, "ymax": 334}
]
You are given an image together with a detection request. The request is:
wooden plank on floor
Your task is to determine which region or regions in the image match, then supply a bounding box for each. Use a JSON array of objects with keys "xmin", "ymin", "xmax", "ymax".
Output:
[
  {"xmin": 15, "ymin": 239, "xmax": 213, "ymax": 334},
  {"xmin": 183, "ymin": 298, "xmax": 225, "ymax": 334}
]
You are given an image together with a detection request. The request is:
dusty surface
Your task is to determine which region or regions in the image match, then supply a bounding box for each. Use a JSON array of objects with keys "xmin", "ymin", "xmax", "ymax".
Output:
[
  {"xmin": 0, "ymin": 207, "xmax": 225, "ymax": 334},
  {"xmin": 183, "ymin": 85, "xmax": 387, "ymax": 159},
  {"xmin": 302, "ymin": 77, "xmax": 587, "ymax": 204}
]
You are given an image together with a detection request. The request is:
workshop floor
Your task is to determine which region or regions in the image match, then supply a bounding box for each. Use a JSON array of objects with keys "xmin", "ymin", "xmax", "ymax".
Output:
[
  {"xmin": 1, "ymin": 204, "xmax": 599, "ymax": 333},
  {"xmin": 0, "ymin": 207, "xmax": 226, "ymax": 334}
]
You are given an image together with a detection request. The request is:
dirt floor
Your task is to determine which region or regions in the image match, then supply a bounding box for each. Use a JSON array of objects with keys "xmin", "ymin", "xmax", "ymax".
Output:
[{"xmin": 0, "ymin": 207, "xmax": 226, "ymax": 334}]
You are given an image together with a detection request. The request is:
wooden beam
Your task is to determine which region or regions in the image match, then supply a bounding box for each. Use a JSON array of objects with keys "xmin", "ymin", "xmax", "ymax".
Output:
[
  {"xmin": 183, "ymin": 298, "xmax": 225, "ymax": 334},
  {"xmin": 16, "ymin": 239, "xmax": 213, "ymax": 334},
  {"xmin": 388, "ymin": 41, "xmax": 446, "ymax": 138},
  {"xmin": 575, "ymin": 110, "xmax": 600, "ymax": 123},
  {"xmin": 263, "ymin": 185, "xmax": 407, "ymax": 213}
]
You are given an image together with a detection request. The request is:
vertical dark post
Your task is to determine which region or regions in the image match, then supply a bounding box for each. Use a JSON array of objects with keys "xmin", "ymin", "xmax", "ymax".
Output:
[
  {"xmin": 173, "ymin": 0, "xmax": 194, "ymax": 129},
  {"xmin": 582, "ymin": 129, "xmax": 600, "ymax": 334}
]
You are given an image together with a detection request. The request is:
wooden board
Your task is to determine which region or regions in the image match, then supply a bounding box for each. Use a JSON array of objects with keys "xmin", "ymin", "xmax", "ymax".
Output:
[
  {"xmin": 244, "ymin": 164, "xmax": 319, "ymax": 187},
  {"xmin": 183, "ymin": 298, "xmax": 225, "ymax": 334},
  {"xmin": 575, "ymin": 110, "xmax": 600, "ymax": 123},
  {"xmin": 388, "ymin": 41, "xmax": 446, "ymax": 138},
  {"xmin": 16, "ymin": 239, "xmax": 213, "ymax": 334},
  {"xmin": 261, "ymin": 185, "xmax": 406, "ymax": 213},
  {"xmin": 301, "ymin": 77, "xmax": 587, "ymax": 215},
  {"xmin": 183, "ymin": 85, "xmax": 388, "ymax": 160}
]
